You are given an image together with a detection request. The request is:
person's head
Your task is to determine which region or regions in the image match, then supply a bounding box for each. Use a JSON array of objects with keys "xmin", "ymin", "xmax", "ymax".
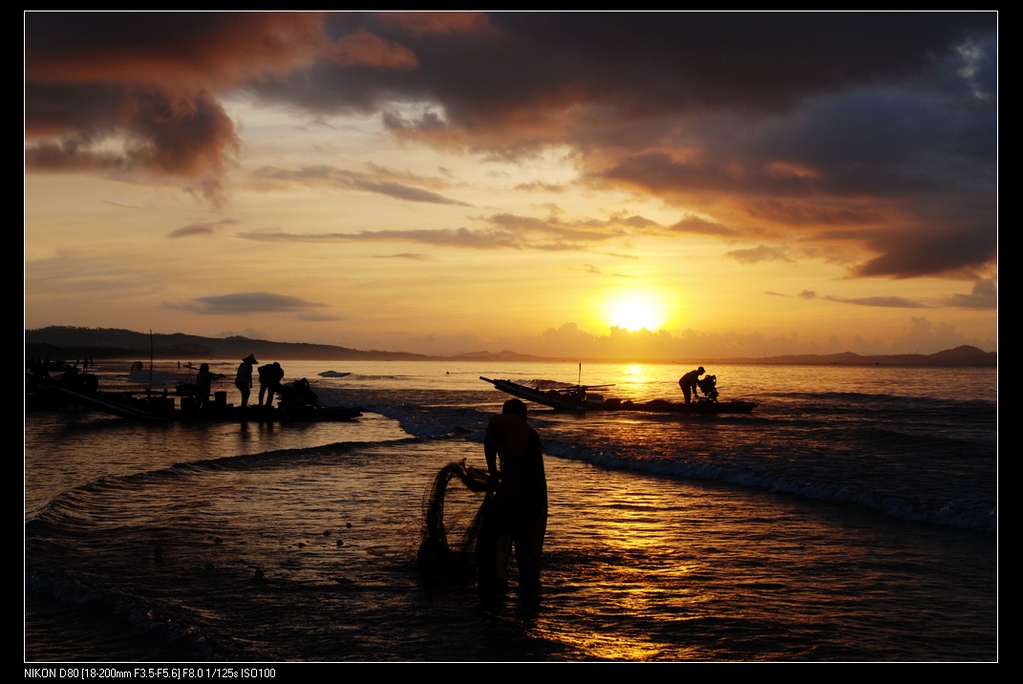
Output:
[
  {"xmin": 502, "ymin": 398, "xmax": 528, "ymax": 421},
  {"xmin": 243, "ymin": 354, "xmax": 258, "ymax": 364},
  {"xmin": 200, "ymin": 363, "xmax": 209, "ymax": 372},
  {"xmin": 698, "ymin": 366, "xmax": 705, "ymax": 374}
]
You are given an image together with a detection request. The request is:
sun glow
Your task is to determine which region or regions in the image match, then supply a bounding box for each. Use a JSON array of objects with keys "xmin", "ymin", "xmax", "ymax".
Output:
[{"xmin": 601, "ymin": 288, "xmax": 674, "ymax": 332}]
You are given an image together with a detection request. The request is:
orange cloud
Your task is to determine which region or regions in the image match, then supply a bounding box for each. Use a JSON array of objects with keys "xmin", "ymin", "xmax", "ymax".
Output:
[
  {"xmin": 374, "ymin": 12, "xmax": 494, "ymax": 35},
  {"xmin": 329, "ymin": 28, "xmax": 419, "ymax": 69},
  {"xmin": 25, "ymin": 13, "xmax": 330, "ymax": 87}
]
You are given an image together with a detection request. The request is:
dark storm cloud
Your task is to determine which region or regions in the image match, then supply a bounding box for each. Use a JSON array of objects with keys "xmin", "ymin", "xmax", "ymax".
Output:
[
  {"xmin": 25, "ymin": 84, "xmax": 237, "ymax": 182},
  {"xmin": 25, "ymin": 12, "xmax": 327, "ymax": 182},
  {"xmin": 849, "ymin": 222, "xmax": 996, "ymax": 278},
  {"xmin": 25, "ymin": 11, "xmax": 997, "ymax": 279},
  {"xmin": 348, "ymin": 12, "xmax": 992, "ymax": 127}
]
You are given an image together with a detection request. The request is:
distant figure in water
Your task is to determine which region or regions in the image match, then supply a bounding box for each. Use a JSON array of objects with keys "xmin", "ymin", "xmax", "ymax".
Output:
[
  {"xmin": 257, "ymin": 362, "xmax": 285, "ymax": 407},
  {"xmin": 478, "ymin": 398, "xmax": 548, "ymax": 597},
  {"xmin": 678, "ymin": 366, "xmax": 705, "ymax": 404},
  {"xmin": 195, "ymin": 363, "xmax": 223, "ymax": 411},
  {"xmin": 235, "ymin": 354, "xmax": 258, "ymax": 408}
]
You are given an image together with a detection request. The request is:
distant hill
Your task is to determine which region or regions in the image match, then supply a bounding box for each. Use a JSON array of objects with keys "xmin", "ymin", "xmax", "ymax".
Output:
[
  {"xmin": 24, "ymin": 326, "xmax": 431, "ymax": 362},
  {"xmin": 713, "ymin": 346, "xmax": 997, "ymax": 367},
  {"xmin": 24, "ymin": 326, "xmax": 996, "ymax": 367}
]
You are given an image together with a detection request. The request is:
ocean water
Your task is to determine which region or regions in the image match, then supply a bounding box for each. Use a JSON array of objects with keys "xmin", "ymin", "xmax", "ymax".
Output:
[{"xmin": 24, "ymin": 360, "xmax": 998, "ymax": 662}]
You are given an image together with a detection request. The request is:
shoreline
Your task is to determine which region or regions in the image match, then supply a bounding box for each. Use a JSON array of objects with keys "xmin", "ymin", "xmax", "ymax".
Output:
[{"xmin": 26, "ymin": 328, "xmax": 996, "ymax": 368}]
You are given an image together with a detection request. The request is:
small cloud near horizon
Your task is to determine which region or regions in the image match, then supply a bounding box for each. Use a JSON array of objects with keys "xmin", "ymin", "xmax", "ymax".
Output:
[{"xmin": 171, "ymin": 292, "xmax": 329, "ymax": 315}]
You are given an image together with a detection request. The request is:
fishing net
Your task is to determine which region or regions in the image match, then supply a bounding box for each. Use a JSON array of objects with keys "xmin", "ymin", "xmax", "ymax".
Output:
[{"xmin": 417, "ymin": 459, "xmax": 491, "ymax": 584}]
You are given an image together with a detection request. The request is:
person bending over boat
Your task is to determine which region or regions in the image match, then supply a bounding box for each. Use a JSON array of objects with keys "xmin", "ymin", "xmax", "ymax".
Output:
[
  {"xmin": 235, "ymin": 354, "xmax": 258, "ymax": 408},
  {"xmin": 478, "ymin": 398, "xmax": 548, "ymax": 597},
  {"xmin": 257, "ymin": 362, "xmax": 285, "ymax": 407},
  {"xmin": 678, "ymin": 366, "xmax": 705, "ymax": 404}
]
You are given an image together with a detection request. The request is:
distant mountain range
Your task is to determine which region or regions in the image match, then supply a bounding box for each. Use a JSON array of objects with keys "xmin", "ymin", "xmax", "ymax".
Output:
[
  {"xmin": 25, "ymin": 326, "xmax": 997, "ymax": 367},
  {"xmin": 706, "ymin": 346, "xmax": 997, "ymax": 367},
  {"xmin": 25, "ymin": 326, "xmax": 432, "ymax": 362}
]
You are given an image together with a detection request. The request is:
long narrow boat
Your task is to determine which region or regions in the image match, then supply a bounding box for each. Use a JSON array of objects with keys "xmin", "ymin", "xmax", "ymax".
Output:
[
  {"xmin": 38, "ymin": 382, "xmax": 363, "ymax": 422},
  {"xmin": 481, "ymin": 377, "xmax": 588, "ymax": 411},
  {"xmin": 480, "ymin": 376, "xmax": 756, "ymax": 415}
]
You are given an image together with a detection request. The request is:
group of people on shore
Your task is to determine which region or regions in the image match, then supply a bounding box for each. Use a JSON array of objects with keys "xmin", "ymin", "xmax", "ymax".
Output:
[
  {"xmin": 159, "ymin": 354, "xmax": 322, "ymax": 416},
  {"xmin": 230, "ymin": 354, "xmax": 285, "ymax": 409},
  {"xmin": 193, "ymin": 354, "xmax": 286, "ymax": 411}
]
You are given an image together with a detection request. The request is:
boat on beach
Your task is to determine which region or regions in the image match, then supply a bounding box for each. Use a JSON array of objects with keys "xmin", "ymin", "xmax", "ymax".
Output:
[
  {"xmin": 34, "ymin": 379, "xmax": 363, "ymax": 423},
  {"xmin": 480, "ymin": 376, "xmax": 756, "ymax": 415}
]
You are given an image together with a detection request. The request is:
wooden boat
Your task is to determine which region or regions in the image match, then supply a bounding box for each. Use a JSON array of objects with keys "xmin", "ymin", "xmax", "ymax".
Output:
[
  {"xmin": 37, "ymin": 381, "xmax": 363, "ymax": 422},
  {"xmin": 480, "ymin": 376, "xmax": 756, "ymax": 415}
]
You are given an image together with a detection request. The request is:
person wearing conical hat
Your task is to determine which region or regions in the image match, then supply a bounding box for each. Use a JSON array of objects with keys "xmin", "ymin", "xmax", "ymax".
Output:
[{"xmin": 235, "ymin": 354, "xmax": 258, "ymax": 408}]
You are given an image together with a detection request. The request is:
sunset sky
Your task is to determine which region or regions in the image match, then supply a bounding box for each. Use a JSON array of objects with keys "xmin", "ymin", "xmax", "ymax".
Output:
[{"xmin": 24, "ymin": 11, "xmax": 998, "ymax": 359}]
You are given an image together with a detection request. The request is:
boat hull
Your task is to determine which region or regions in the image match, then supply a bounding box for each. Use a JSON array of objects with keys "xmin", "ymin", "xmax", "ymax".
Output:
[
  {"xmin": 480, "ymin": 377, "xmax": 755, "ymax": 415},
  {"xmin": 40, "ymin": 383, "xmax": 362, "ymax": 422}
]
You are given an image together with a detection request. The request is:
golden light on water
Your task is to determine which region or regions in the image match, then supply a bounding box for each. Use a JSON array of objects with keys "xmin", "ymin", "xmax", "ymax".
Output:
[{"xmin": 536, "ymin": 489, "xmax": 712, "ymax": 661}]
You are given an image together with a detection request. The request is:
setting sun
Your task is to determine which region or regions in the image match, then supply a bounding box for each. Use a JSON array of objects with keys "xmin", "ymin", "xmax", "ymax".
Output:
[{"xmin": 602, "ymin": 288, "xmax": 674, "ymax": 332}]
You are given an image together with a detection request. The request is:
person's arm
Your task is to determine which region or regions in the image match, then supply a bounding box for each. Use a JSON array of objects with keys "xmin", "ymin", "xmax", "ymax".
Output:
[
  {"xmin": 484, "ymin": 421, "xmax": 500, "ymax": 489},
  {"xmin": 485, "ymin": 444, "xmax": 498, "ymax": 477}
]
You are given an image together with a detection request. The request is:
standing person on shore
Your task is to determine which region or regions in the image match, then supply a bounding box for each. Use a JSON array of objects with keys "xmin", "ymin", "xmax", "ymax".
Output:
[
  {"xmin": 678, "ymin": 366, "xmax": 705, "ymax": 404},
  {"xmin": 477, "ymin": 398, "xmax": 548, "ymax": 597},
  {"xmin": 194, "ymin": 363, "xmax": 223, "ymax": 411},
  {"xmin": 235, "ymin": 354, "xmax": 257, "ymax": 408}
]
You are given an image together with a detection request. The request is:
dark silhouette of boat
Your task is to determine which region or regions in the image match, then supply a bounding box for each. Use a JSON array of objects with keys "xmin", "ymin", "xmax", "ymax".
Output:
[
  {"xmin": 35, "ymin": 380, "xmax": 362, "ymax": 422},
  {"xmin": 480, "ymin": 377, "xmax": 756, "ymax": 415}
]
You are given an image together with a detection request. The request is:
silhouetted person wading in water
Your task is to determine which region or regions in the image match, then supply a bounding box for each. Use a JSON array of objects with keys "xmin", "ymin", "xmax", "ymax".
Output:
[{"xmin": 478, "ymin": 398, "xmax": 548, "ymax": 597}]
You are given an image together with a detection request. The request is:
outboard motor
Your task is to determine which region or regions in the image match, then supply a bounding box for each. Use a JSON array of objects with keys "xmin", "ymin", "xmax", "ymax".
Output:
[{"xmin": 696, "ymin": 374, "xmax": 719, "ymax": 402}]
